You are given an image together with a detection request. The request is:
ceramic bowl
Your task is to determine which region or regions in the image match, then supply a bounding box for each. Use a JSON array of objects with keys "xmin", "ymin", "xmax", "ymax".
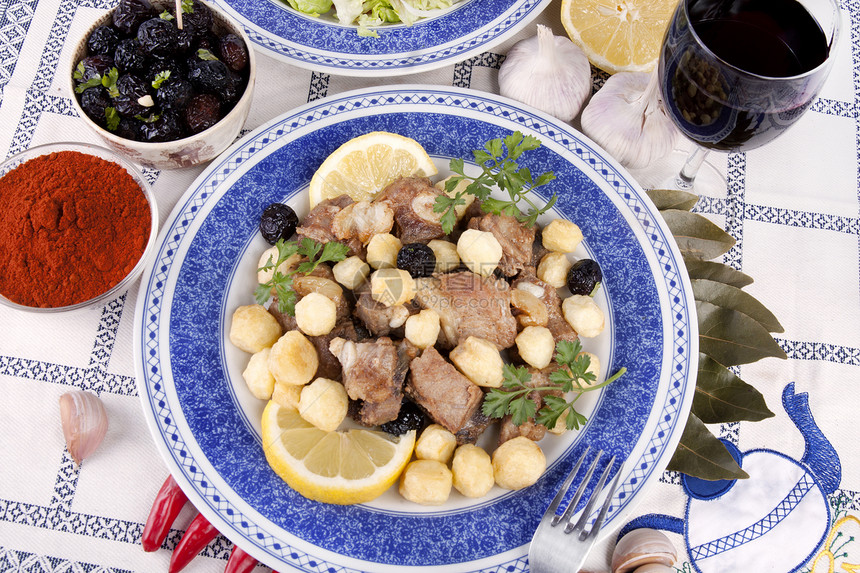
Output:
[
  {"xmin": 67, "ymin": 0, "xmax": 256, "ymax": 169},
  {"xmin": 0, "ymin": 142, "xmax": 159, "ymax": 312}
]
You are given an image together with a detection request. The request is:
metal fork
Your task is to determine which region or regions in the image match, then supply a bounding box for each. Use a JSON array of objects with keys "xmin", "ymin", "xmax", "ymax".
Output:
[{"xmin": 528, "ymin": 448, "xmax": 624, "ymax": 573}]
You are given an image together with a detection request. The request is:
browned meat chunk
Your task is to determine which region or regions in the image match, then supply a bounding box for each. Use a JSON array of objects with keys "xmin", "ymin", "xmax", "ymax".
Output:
[
  {"xmin": 467, "ymin": 213, "xmax": 535, "ymax": 277},
  {"xmin": 499, "ymin": 413, "xmax": 547, "ymax": 444},
  {"xmin": 352, "ymin": 282, "xmax": 420, "ymax": 338},
  {"xmin": 454, "ymin": 407, "xmax": 493, "ymax": 445},
  {"xmin": 405, "ymin": 347, "xmax": 483, "ymax": 434},
  {"xmin": 375, "ymin": 177, "xmax": 445, "ymax": 243},
  {"xmin": 296, "ymin": 195, "xmax": 364, "ymax": 256},
  {"xmin": 512, "ymin": 273, "xmax": 578, "ymax": 345},
  {"xmin": 414, "ymin": 271, "xmax": 517, "ymax": 349},
  {"xmin": 330, "ymin": 336, "xmax": 402, "ymax": 426},
  {"xmin": 309, "ymin": 319, "xmax": 359, "ymax": 380}
]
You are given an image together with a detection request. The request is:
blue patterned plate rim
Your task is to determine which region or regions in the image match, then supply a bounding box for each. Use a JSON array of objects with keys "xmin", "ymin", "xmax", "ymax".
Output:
[
  {"xmin": 209, "ymin": 0, "xmax": 552, "ymax": 76},
  {"xmin": 133, "ymin": 85, "xmax": 698, "ymax": 572}
]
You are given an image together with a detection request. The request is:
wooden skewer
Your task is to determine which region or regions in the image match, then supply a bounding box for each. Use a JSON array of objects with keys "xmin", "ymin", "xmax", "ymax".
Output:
[{"xmin": 175, "ymin": 0, "xmax": 183, "ymax": 29}]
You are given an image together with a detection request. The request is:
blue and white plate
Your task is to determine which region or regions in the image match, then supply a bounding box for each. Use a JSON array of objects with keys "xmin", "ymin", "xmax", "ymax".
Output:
[
  {"xmin": 133, "ymin": 86, "xmax": 698, "ymax": 572},
  {"xmin": 209, "ymin": 0, "xmax": 551, "ymax": 76}
]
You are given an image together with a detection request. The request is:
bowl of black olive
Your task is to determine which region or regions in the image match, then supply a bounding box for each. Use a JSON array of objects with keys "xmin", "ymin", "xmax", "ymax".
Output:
[{"xmin": 68, "ymin": 0, "xmax": 255, "ymax": 169}]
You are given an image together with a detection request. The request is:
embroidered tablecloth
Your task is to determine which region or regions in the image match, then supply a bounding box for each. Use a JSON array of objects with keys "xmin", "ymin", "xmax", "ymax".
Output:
[{"xmin": 0, "ymin": 0, "xmax": 858, "ymax": 571}]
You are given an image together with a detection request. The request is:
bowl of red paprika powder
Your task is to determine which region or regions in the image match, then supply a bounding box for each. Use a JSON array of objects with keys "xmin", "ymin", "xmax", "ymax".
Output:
[{"xmin": 0, "ymin": 142, "xmax": 158, "ymax": 312}]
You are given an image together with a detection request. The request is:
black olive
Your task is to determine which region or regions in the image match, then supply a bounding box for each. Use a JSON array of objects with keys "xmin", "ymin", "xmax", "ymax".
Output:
[
  {"xmin": 157, "ymin": 76, "xmax": 194, "ymax": 111},
  {"xmin": 116, "ymin": 73, "xmax": 149, "ymax": 98},
  {"xmin": 80, "ymin": 86, "xmax": 111, "ymax": 127},
  {"xmin": 177, "ymin": 0, "xmax": 213, "ymax": 38},
  {"xmin": 139, "ymin": 112, "xmax": 184, "ymax": 142},
  {"xmin": 184, "ymin": 93, "xmax": 221, "ymax": 134},
  {"xmin": 114, "ymin": 39, "xmax": 147, "ymax": 73},
  {"xmin": 259, "ymin": 203, "xmax": 299, "ymax": 245},
  {"xmin": 566, "ymin": 259, "xmax": 603, "ymax": 296},
  {"xmin": 113, "ymin": 0, "xmax": 154, "ymax": 35},
  {"xmin": 219, "ymin": 33, "xmax": 248, "ymax": 72},
  {"xmin": 187, "ymin": 58, "xmax": 230, "ymax": 93},
  {"xmin": 87, "ymin": 26, "xmax": 119, "ymax": 56},
  {"xmin": 145, "ymin": 56, "xmax": 183, "ymax": 86},
  {"xmin": 74, "ymin": 55, "xmax": 115, "ymax": 84},
  {"xmin": 137, "ymin": 17, "xmax": 179, "ymax": 57},
  {"xmin": 397, "ymin": 243, "xmax": 436, "ymax": 278},
  {"xmin": 116, "ymin": 117, "xmax": 144, "ymax": 141},
  {"xmin": 380, "ymin": 401, "xmax": 426, "ymax": 436}
]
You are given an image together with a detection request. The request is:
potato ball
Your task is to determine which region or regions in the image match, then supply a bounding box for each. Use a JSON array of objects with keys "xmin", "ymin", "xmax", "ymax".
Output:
[
  {"xmin": 452, "ymin": 444, "xmax": 494, "ymax": 498},
  {"xmin": 370, "ymin": 268, "xmax": 416, "ymax": 307},
  {"xmin": 367, "ymin": 233, "xmax": 402, "ymax": 270},
  {"xmin": 257, "ymin": 247, "xmax": 301, "ymax": 284},
  {"xmin": 295, "ymin": 292, "xmax": 337, "ymax": 336},
  {"xmin": 267, "ymin": 330, "xmax": 318, "ymax": 386},
  {"xmin": 405, "ymin": 309, "xmax": 441, "ymax": 349},
  {"xmin": 332, "ymin": 256, "xmax": 370, "ymax": 290},
  {"xmin": 515, "ymin": 326, "xmax": 555, "ymax": 369},
  {"xmin": 271, "ymin": 382, "xmax": 302, "ymax": 410},
  {"xmin": 415, "ymin": 424, "xmax": 457, "ymax": 463},
  {"xmin": 427, "ymin": 239, "xmax": 461, "ymax": 273},
  {"xmin": 541, "ymin": 219, "xmax": 584, "ymax": 253},
  {"xmin": 457, "ymin": 229, "xmax": 502, "ymax": 277},
  {"xmin": 298, "ymin": 377, "xmax": 348, "ymax": 432},
  {"xmin": 399, "ymin": 460, "xmax": 453, "ymax": 505},
  {"xmin": 492, "ymin": 436, "xmax": 546, "ymax": 490},
  {"xmin": 449, "ymin": 336, "xmax": 504, "ymax": 387},
  {"xmin": 562, "ymin": 295, "xmax": 605, "ymax": 338},
  {"xmin": 229, "ymin": 304, "xmax": 283, "ymax": 353},
  {"xmin": 242, "ymin": 347, "xmax": 275, "ymax": 400},
  {"xmin": 537, "ymin": 252, "xmax": 573, "ymax": 289}
]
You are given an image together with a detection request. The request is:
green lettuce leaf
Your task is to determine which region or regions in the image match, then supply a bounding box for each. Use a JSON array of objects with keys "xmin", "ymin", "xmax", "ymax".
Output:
[{"xmin": 284, "ymin": 0, "xmax": 333, "ymax": 16}]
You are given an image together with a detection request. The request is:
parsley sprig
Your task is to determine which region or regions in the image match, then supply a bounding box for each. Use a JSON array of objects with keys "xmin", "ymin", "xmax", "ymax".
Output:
[
  {"xmin": 255, "ymin": 238, "xmax": 349, "ymax": 315},
  {"xmin": 482, "ymin": 340, "xmax": 627, "ymax": 431},
  {"xmin": 433, "ymin": 132, "xmax": 557, "ymax": 234}
]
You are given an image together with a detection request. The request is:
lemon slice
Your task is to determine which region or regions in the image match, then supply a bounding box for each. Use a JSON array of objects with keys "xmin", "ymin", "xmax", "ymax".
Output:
[
  {"xmin": 307, "ymin": 131, "xmax": 438, "ymax": 208},
  {"xmin": 261, "ymin": 400, "xmax": 416, "ymax": 505},
  {"xmin": 560, "ymin": 0, "xmax": 676, "ymax": 74}
]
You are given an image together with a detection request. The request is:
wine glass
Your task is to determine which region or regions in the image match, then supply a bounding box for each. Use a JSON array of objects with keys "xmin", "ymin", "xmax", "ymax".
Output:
[{"xmin": 655, "ymin": 0, "xmax": 842, "ymax": 190}]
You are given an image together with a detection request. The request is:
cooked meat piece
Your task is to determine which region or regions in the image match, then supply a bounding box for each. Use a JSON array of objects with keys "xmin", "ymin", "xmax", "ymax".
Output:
[
  {"xmin": 467, "ymin": 213, "xmax": 535, "ymax": 277},
  {"xmin": 268, "ymin": 294, "xmax": 297, "ymax": 332},
  {"xmin": 330, "ymin": 336, "xmax": 402, "ymax": 426},
  {"xmin": 352, "ymin": 285, "xmax": 420, "ymax": 338},
  {"xmin": 512, "ymin": 273, "xmax": 578, "ymax": 345},
  {"xmin": 454, "ymin": 407, "xmax": 494, "ymax": 445},
  {"xmin": 331, "ymin": 200, "xmax": 395, "ymax": 244},
  {"xmin": 405, "ymin": 347, "xmax": 483, "ymax": 434},
  {"xmin": 499, "ymin": 413, "xmax": 548, "ymax": 444},
  {"xmin": 293, "ymin": 273, "xmax": 350, "ymax": 321},
  {"xmin": 309, "ymin": 319, "xmax": 359, "ymax": 380},
  {"xmin": 375, "ymin": 177, "xmax": 445, "ymax": 243},
  {"xmin": 414, "ymin": 271, "xmax": 517, "ymax": 349},
  {"xmin": 531, "ymin": 226, "xmax": 551, "ymax": 268},
  {"xmin": 296, "ymin": 194, "xmax": 364, "ymax": 256}
]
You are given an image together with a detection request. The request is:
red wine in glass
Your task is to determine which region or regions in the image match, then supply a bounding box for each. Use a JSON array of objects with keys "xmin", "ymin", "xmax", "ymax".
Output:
[{"xmin": 659, "ymin": 0, "xmax": 837, "ymax": 153}]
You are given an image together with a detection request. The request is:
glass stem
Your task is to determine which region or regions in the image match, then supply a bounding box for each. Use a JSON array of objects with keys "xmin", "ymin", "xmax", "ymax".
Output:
[{"xmin": 676, "ymin": 146, "xmax": 710, "ymax": 190}]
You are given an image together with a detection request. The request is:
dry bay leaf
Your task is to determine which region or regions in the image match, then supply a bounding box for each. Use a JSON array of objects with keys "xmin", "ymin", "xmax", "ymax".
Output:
[
  {"xmin": 694, "ymin": 354, "xmax": 775, "ymax": 423},
  {"xmin": 647, "ymin": 188, "xmax": 699, "ymax": 211},
  {"xmin": 697, "ymin": 300, "xmax": 787, "ymax": 366},
  {"xmin": 692, "ymin": 279, "xmax": 784, "ymax": 333},
  {"xmin": 661, "ymin": 209, "xmax": 736, "ymax": 260},
  {"xmin": 667, "ymin": 412, "xmax": 749, "ymax": 480},
  {"xmin": 684, "ymin": 258, "xmax": 754, "ymax": 288}
]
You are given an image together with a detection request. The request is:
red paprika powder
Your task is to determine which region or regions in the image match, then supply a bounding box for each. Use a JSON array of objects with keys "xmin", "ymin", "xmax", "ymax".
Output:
[{"xmin": 0, "ymin": 150, "xmax": 151, "ymax": 308}]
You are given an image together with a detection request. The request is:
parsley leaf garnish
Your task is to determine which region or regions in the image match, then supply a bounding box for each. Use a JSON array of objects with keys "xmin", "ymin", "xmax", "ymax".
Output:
[
  {"xmin": 255, "ymin": 238, "xmax": 349, "ymax": 315},
  {"xmin": 151, "ymin": 70, "xmax": 171, "ymax": 89},
  {"xmin": 482, "ymin": 340, "xmax": 627, "ymax": 431},
  {"xmin": 434, "ymin": 131, "xmax": 557, "ymax": 234},
  {"xmin": 105, "ymin": 107, "xmax": 120, "ymax": 131}
]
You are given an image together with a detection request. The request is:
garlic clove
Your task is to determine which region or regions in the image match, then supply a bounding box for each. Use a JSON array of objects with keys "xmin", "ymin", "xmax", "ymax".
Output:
[
  {"xmin": 59, "ymin": 390, "xmax": 109, "ymax": 465},
  {"xmin": 611, "ymin": 528, "xmax": 677, "ymax": 573},
  {"xmin": 581, "ymin": 70, "xmax": 679, "ymax": 170},
  {"xmin": 499, "ymin": 24, "xmax": 592, "ymax": 122}
]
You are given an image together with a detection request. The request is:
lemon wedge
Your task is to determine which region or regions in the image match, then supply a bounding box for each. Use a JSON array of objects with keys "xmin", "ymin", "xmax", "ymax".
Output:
[
  {"xmin": 307, "ymin": 131, "xmax": 438, "ymax": 208},
  {"xmin": 261, "ymin": 400, "xmax": 416, "ymax": 505},
  {"xmin": 560, "ymin": 0, "xmax": 676, "ymax": 74}
]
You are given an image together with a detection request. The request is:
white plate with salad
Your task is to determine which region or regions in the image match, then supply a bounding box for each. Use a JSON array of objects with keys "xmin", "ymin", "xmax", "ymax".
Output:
[
  {"xmin": 133, "ymin": 85, "xmax": 697, "ymax": 571},
  {"xmin": 207, "ymin": 0, "xmax": 552, "ymax": 76}
]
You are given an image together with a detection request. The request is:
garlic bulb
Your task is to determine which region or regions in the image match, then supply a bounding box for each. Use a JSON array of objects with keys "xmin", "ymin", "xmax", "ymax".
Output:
[
  {"xmin": 499, "ymin": 24, "xmax": 591, "ymax": 122},
  {"xmin": 581, "ymin": 71, "xmax": 679, "ymax": 170},
  {"xmin": 611, "ymin": 528, "xmax": 677, "ymax": 573},
  {"xmin": 59, "ymin": 390, "xmax": 109, "ymax": 465}
]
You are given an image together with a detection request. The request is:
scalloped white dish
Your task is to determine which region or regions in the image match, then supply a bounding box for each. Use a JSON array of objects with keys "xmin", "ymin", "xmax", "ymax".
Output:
[
  {"xmin": 133, "ymin": 85, "xmax": 697, "ymax": 572},
  {"xmin": 208, "ymin": 0, "xmax": 552, "ymax": 76}
]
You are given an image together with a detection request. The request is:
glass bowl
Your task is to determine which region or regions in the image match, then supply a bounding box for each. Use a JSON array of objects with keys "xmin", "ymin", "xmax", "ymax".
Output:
[{"xmin": 0, "ymin": 142, "xmax": 159, "ymax": 313}]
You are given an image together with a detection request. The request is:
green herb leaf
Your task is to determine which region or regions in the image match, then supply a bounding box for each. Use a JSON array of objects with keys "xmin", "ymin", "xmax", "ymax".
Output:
[
  {"xmin": 135, "ymin": 112, "xmax": 161, "ymax": 123},
  {"xmin": 692, "ymin": 278, "xmax": 783, "ymax": 333},
  {"xmin": 697, "ymin": 300, "xmax": 787, "ymax": 366},
  {"xmin": 197, "ymin": 48, "xmax": 220, "ymax": 61},
  {"xmin": 74, "ymin": 75, "xmax": 103, "ymax": 93},
  {"xmin": 105, "ymin": 107, "xmax": 120, "ymax": 131},
  {"xmin": 101, "ymin": 67, "xmax": 119, "ymax": 98},
  {"xmin": 181, "ymin": 0, "xmax": 195, "ymax": 13},
  {"xmin": 159, "ymin": 9, "xmax": 175, "ymax": 20},
  {"xmin": 683, "ymin": 258, "xmax": 754, "ymax": 289},
  {"xmin": 151, "ymin": 70, "xmax": 171, "ymax": 89},
  {"xmin": 694, "ymin": 354, "xmax": 775, "ymax": 423},
  {"xmin": 666, "ymin": 413, "xmax": 749, "ymax": 480},
  {"xmin": 73, "ymin": 61, "xmax": 86, "ymax": 80},
  {"xmin": 646, "ymin": 188, "xmax": 699, "ymax": 211},
  {"xmin": 661, "ymin": 209, "xmax": 736, "ymax": 260}
]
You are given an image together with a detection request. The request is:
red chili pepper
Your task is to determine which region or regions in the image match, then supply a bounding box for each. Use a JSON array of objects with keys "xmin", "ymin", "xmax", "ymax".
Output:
[
  {"xmin": 224, "ymin": 545, "xmax": 259, "ymax": 573},
  {"xmin": 168, "ymin": 512, "xmax": 219, "ymax": 573},
  {"xmin": 141, "ymin": 475, "xmax": 189, "ymax": 552}
]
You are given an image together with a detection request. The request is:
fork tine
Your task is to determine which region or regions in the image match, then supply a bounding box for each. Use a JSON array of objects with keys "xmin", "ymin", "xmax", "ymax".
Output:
[
  {"xmin": 566, "ymin": 455, "xmax": 616, "ymax": 535},
  {"xmin": 586, "ymin": 463, "xmax": 624, "ymax": 539},
  {"xmin": 545, "ymin": 446, "xmax": 590, "ymax": 525},
  {"xmin": 554, "ymin": 449, "xmax": 603, "ymax": 526}
]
